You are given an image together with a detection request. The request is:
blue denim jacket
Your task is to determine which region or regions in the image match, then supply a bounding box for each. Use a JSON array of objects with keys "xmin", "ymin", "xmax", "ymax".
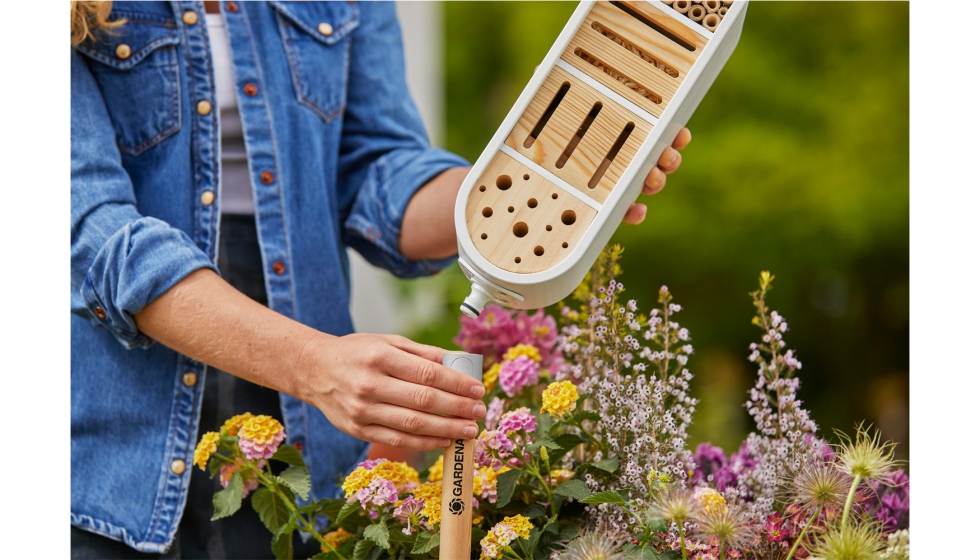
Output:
[{"xmin": 71, "ymin": 1, "xmax": 466, "ymax": 553}]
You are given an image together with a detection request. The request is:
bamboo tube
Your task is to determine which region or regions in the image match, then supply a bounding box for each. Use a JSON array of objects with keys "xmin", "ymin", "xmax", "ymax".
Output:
[
  {"xmin": 704, "ymin": 0, "xmax": 720, "ymax": 12},
  {"xmin": 703, "ymin": 13, "xmax": 721, "ymax": 31},
  {"xmin": 673, "ymin": 0, "xmax": 690, "ymax": 15},
  {"xmin": 689, "ymin": 4, "xmax": 706, "ymax": 22},
  {"xmin": 719, "ymin": 6, "xmax": 728, "ymax": 17},
  {"xmin": 722, "ymin": 0, "xmax": 734, "ymax": 5},
  {"xmin": 661, "ymin": 0, "xmax": 674, "ymax": 5},
  {"xmin": 691, "ymin": 0, "xmax": 702, "ymax": 4},
  {"xmin": 439, "ymin": 352, "xmax": 483, "ymax": 560}
]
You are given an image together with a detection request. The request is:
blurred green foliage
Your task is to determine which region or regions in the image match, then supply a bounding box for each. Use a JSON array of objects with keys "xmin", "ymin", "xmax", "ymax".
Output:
[{"xmin": 409, "ymin": 2, "xmax": 909, "ymax": 459}]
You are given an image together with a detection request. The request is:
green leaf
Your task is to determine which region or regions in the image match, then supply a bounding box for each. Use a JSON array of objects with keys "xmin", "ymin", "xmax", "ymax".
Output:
[
  {"xmin": 363, "ymin": 522, "xmax": 391, "ymax": 550},
  {"xmin": 351, "ymin": 540, "xmax": 376, "ymax": 560},
  {"xmin": 524, "ymin": 504, "xmax": 547, "ymax": 519},
  {"xmin": 271, "ymin": 529, "xmax": 293, "ymax": 560},
  {"xmin": 557, "ymin": 524, "xmax": 579, "ymax": 542},
  {"xmin": 208, "ymin": 456, "xmax": 224, "ymax": 478},
  {"xmin": 317, "ymin": 497, "xmax": 348, "ymax": 521},
  {"xmin": 271, "ymin": 443, "xmax": 305, "ymax": 466},
  {"xmin": 337, "ymin": 501, "xmax": 360, "ymax": 524},
  {"xmin": 552, "ymin": 479, "xmax": 591, "ymax": 501},
  {"xmin": 411, "ymin": 531, "xmax": 440, "ymax": 555},
  {"xmin": 495, "ymin": 469, "xmax": 522, "ymax": 508},
  {"xmin": 580, "ymin": 490, "xmax": 626, "ymax": 506},
  {"xmin": 647, "ymin": 518, "xmax": 667, "ymax": 533},
  {"xmin": 528, "ymin": 436, "xmax": 561, "ymax": 452},
  {"xmin": 276, "ymin": 465, "xmax": 312, "ymax": 501},
  {"xmin": 250, "ymin": 487, "xmax": 291, "ymax": 533},
  {"xmin": 590, "ymin": 455, "xmax": 620, "ymax": 473},
  {"xmin": 211, "ymin": 472, "xmax": 243, "ymax": 520},
  {"xmin": 553, "ymin": 433, "xmax": 587, "ymax": 458}
]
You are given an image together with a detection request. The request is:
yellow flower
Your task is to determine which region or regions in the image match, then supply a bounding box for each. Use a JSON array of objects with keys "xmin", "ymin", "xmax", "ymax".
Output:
[
  {"xmin": 413, "ymin": 481, "xmax": 442, "ymax": 528},
  {"xmin": 502, "ymin": 515, "xmax": 533, "ymax": 540},
  {"xmin": 239, "ymin": 415, "xmax": 284, "ymax": 445},
  {"xmin": 541, "ymin": 380, "xmax": 578, "ymax": 417},
  {"xmin": 474, "ymin": 466, "xmax": 508, "ymax": 501},
  {"xmin": 342, "ymin": 460, "xmax": 420, "ymax": 497},
  {"xmin": 221, "ymin": 412, "xmax": 253, "ymax": 436},
  {"xmin": 483, "ymin": 363, "xmax": 501, "ymax": 393},
  {"xmin": 550, "ymin": 469, "xmax": 575, "ymax": 487},
  {"xmin": 427, "ymin": 455, "xmax": 444, "ymax": 482},
  {"xmin": 533, "ymin": 325, "xmax": 551, "ymax": 337},
  {"xmin": 503, "ymin": 343, "xmax": 542, "ymax": 364},
  {"xmin": 193, "ymin": 432, "xmax": 220, "ymax": 470},
  {"xmin": 694, "ymin": 487, "xmax": 727, "ymax": 515},
  {"xmin": 320, "ymin": 527, "xmax": 353, "ymax": 552}
]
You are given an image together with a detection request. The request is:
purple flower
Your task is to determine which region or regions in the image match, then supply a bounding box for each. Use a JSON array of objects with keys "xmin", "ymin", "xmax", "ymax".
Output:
[
  {"xmin": 498, "ymin": 407, "xmax": 537, "ymax": 434},
  {"xmin": 498, "ymin": 356, "xmax": 540, "ymax": 397},
  {"xmin": 690, "ymin": 443, "xmax": 734, "ymax": 490},
  {"xmin": 865, "ymin": 469, "xmax": 909, "ymax": 532},
  {"xmin": 393, "ymin": 495, "xmax": 425, "ymax": 535},
  {"xmin": 485, "ymin": 397, "xmax": 505, "ymax": 431},
  {"xmin": 475, "ymin": 429, "xmax": 516, "ymax": 469},
  {"xmin": 453, "ymin": 305, "xmax": 561, "ymax": 368},
  {"xmin": 358, "ymin": 458, "xmax": 387, "ymax": 470}
]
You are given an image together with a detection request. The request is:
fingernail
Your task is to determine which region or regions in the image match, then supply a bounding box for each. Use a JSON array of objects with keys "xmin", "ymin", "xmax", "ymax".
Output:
[
  {"xmin": 671, "ymin": 149, "xmax": 679, "ymax": 164},
  {"xmin": 471, "ymin": 385, "xmax": 485, "ymax": 398},
  {"xmin": 463, "ymin": 425, "xmax": 478, "ymax": 438},
  {"xmin": 473, "ymin": 403, "xmax": 487, "ymax": 418},
  {"xmin": 440, "ymin": 439, "xmax": 452, "ymax": 448}
]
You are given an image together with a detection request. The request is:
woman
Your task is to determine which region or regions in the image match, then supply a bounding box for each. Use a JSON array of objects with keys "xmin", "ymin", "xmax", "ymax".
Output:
[{"xmin": 70, "ymin": 1, "xmax": 690, "ymax": 557}]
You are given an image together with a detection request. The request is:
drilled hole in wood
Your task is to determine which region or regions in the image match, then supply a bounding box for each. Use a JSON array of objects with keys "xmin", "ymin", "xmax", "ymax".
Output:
[
  {"xmin": 574, "ymin": 49, "xmax": 662, "ymax": 105},
  {"xmin": 589, "ymin": 122, "xmax": 635, "ymax": 189},
  {"xmin": 515, "ymin": 256, "xmax": 522, "ymax": 263},
  {"xmin": 508, "ymin": 206, "xmax": 515, "ymax": 213},
  {"xmin": 546, "ymin": 225, "xmax": 553, "ymax": 231},
  {"xmin": 562, "ymin": 242, "xmax": 569, "ymax": 248},
  {"xmin": 523, "ymin": 174, "xmax": 530, "ymax": 180},
  {"xmin": 611, "ymin": 0, "xmax": 696, "ymax": 52},
  {"xmin": 561, "ymin": 210, "xmax": 577, "ymax": 226},
  {"xmin": 551, "ymin": 193, "xmax": 558, "ymax": 199},
  {"xmin": 479, "ymin": 185, "xmax": 486, "ymax": 192},
  {"xmin": 557, "ymin": 102, "xmax": 602, "ymax": 169},
  {"xmin": 513, "ymin": 222, "xmax": 529, "ymax": 238},
  {"xmin": 524, "ymin": 81, "xmax": 570, "ymax": 149},
  {"xmin": 496, "ymin": 175, "xmax": 512, "ymax": 190},
  {"xmin": 527, "ymin": 198, "xmax": 538, "ymax": 208},
  {"xmin": 482, "ymin": 207, "xmax": 493, "ymax": 218},
  {"xmin": 590, "ymin": 21, "xmax": 679, "ymax": 78},
  {"xmin": 481, "ymin": 233, "xmax": 488, "ymax": 240},
  {"xmin": 534, "ymin": 246, "xmax": 545, "ymax": 256}
]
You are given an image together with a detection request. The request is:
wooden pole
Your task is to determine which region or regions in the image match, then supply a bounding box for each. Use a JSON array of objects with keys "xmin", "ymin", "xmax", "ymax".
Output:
[{"xmin": 439, "ymin": 352, "xmax": 483, "ymax": 560}]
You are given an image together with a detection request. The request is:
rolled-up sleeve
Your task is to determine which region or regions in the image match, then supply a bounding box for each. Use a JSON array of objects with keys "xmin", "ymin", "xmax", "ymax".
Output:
[
  {"xmin": 337, "ymin": 2, "xmax": 469, "ymax": 279},
  {"xmin": 71, "ymin": 50, "xmax": 216, "ymax": 349}
]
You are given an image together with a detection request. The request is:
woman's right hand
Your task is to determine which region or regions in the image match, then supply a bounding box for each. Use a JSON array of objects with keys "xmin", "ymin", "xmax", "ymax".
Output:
[{"xmin": 298, "ymin": 333, "xmax": 487, "ymax": 450}]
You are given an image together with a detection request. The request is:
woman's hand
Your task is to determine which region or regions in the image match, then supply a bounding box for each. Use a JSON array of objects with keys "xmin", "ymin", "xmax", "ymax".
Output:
[
  {"xmin": 299, "ymin": 333, "xmax": 487, "ymax": 451},
  {"xmin": 623, "ymin": 127, "xmax": 692, "ymax": 225}
]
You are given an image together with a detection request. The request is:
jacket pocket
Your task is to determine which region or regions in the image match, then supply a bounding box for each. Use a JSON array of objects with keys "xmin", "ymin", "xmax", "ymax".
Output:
[
  {"xmin": 75, "ymin": 6, "xmax": 181, "ymax": 156},
  {"xmin": 271, "ymin": 1, "xmax": 359, "ymax": 123}
]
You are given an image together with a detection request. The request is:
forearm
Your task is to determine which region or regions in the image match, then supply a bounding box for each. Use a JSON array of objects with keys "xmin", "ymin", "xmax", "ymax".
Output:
[
  {"xmin": 399, "ymin": 166, "xmax": 470, "ymax": 261},
  {"xmin": 133, "ymin": 268, "xmax": 323, "ymax": 400}
]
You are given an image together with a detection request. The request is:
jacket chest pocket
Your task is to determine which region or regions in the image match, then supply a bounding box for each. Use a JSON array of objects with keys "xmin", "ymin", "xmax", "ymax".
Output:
[
  {"xmin": 271, "ymin": 1, "xmax": 359, "ymax": 123},
  {"xmin": 75, "ymin": 8, "xmax": 180, "ymax": 157}
]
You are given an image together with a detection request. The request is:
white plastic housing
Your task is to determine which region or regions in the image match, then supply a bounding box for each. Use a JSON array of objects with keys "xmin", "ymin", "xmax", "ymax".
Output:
[{"xmin": 454, "ymin": 1, "xmax": 748, "ymax": 317}]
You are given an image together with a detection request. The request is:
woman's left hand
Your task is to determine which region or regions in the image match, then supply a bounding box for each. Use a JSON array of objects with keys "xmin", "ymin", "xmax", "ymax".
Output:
[{"xmin": 623, "ymin": 126, "xmax": 692, "ymax": 225}]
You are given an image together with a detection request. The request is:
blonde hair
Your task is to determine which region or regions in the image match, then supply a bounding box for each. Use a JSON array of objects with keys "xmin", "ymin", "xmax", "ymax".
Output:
[{"xmin": 71, "ymin": 2, "xmax": 126, "ymax": 47}]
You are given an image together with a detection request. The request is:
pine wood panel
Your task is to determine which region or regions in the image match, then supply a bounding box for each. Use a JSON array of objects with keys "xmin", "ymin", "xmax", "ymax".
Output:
[
  {"xmin": 561, "ymin": 1, "xmax": 707, "ymax": 116},
  {"xmin": 505, "ymin": 66, "xmax": 652, "ymax": 204},
  {"xmin": 465, "ymin": 151, "xmax": 597, "ymax": 274}
]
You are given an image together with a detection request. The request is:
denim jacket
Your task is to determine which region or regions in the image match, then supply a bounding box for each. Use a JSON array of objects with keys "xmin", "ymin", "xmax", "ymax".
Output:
[{"xmin": 71, "ymin": 1, "xmax": 466, "ymax": 553}]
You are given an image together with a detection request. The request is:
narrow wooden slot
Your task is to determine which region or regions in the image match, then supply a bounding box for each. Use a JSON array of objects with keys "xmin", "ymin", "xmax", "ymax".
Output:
[
  {"xmin": 588, "ymin": 122, "xmax": 635, "ymax": 189},
  {"xmin": 556, "ymin": 102, "xmax": 602, "ymax": 169},
  {"xmin": 611, "ymin": 1, "xmax": 696, "ymax": 52},
  {"xmin": 574, "ymin": 48, "xmax": 662, "ymax": 105},
  {"xmin": 524, "ymin": 81, "xmax": 570, "ymax": 149},
  {"xmin": 590, "ymin": 21, "xmax": 679, "ymax": 78}
]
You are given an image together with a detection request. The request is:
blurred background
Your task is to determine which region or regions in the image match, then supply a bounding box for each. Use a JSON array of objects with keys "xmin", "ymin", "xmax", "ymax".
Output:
[{"xmin": 353, "ymin": 2, "xmax": 909, "ymax": 462}]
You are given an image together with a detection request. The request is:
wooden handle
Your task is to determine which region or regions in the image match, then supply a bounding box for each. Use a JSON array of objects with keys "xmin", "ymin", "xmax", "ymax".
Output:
[{"xmin": 439, "ymin": 438, "xmax": 476, "ymax": 560}]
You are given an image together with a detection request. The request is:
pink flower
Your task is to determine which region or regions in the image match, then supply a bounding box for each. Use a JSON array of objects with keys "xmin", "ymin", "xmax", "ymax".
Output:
[
  {"xmin": 475, "ymin": 429, "xmax": 515, "ymax": 469},
  {"xmin": 485, "ymin": 397, "xmax": 505, "ymax": 430},
  {"xmin": 237, "ymin": 415, "xmax": 286, "ymax": 460},
  {"xmin": 498, "ymin": 356, "xmax": 539, "ymax": 397},
  {"xmin": 453, "ymin": 305, "xmax": 561, "ymax": 368},
  {"xmin": 356, "ymin": 478, "xmax": 399, "ymax": 513},
  {"xmin": 219, "ymin": 458, "xmax": 263, "ymax": 498},
  {"xmin": 497, "ymin": 407, "xmax": 537, "ymax": 434},
  {"xmin": 393, "ymin": 495, "xmax": 425, "ymax": 535}
]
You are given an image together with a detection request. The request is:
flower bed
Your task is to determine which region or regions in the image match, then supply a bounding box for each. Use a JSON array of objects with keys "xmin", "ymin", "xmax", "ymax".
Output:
[{"xmin": 195, "ymin": 246, "xmax": 909, "ymax": 560}]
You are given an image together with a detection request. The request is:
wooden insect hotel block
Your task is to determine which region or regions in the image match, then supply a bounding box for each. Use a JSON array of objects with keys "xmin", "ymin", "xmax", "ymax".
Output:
[{"xmin": 455, "ymin": 1, "xmax": 748, "ymax": 317}]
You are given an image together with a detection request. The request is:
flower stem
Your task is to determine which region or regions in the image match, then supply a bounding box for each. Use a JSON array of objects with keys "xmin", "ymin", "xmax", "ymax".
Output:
[
  {"xmin": 785, "ymin": 509, "xmax": 819, "ymax": 560},
  {"xmin": 841, "ymin": 474, "xmax": 862, "ymax": 529},
  {"xmin": 678, "ymin": 522, "xmax": 689, "ymax": 560}
]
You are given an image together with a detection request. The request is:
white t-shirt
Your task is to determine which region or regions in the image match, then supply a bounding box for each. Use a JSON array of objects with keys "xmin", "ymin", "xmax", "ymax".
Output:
[{"xmin": 207, "ymin": 13, "xmax": 254, "ymax": 215}]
